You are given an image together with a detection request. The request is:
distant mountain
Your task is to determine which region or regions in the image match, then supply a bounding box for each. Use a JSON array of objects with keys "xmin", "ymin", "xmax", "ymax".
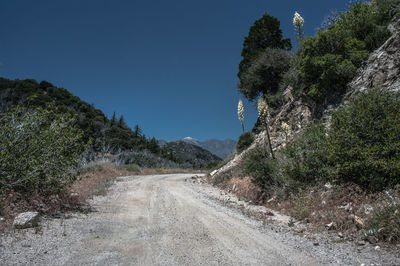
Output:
[
  {"xmin": 162, "ymin": 141, "xmax": 222, "ymax": 168},
  {"xmin": 200, "ymin": 139, "xmax": 237, "ymax": 159},
  {"xmin": 181, "ymin": 137, "xmax": 237, "ymax": 159}
]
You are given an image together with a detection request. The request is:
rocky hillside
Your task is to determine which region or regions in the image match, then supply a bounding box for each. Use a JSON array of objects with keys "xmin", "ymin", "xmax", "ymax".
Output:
[{"xmin": 213, "ymin": 17, "xmax": 400, "ymax": 177}]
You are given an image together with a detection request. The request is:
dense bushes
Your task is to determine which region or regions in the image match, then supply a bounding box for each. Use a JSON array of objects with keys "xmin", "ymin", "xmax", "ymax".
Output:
[
  {"xmin": 236, "ymin": 132, "xmax": 254, "ymax": 152},
  {"xmin": 242, "ymin": 89, "xmax": 400, "ymax": 193},
  {"xmin": 283, "ymin": 88, "xmax": 400, "ymax": 191},
  {"xmin": 283, "ymin": 123, "xmax": 329, "ymax": 184},
  {"xmin": 328, "ymin": 88, "xmax": 400, "ymax": 191},
  {"xmin": 297, "ymin": 0, "xmax": 399, "ymax": 103},
  {"xmin": 0, "ymin": 107, "xmax": 85, "ymax": 194},
  {"xmin": 242, "ymin": 147, "xmax": 280, "ymax": 189}
]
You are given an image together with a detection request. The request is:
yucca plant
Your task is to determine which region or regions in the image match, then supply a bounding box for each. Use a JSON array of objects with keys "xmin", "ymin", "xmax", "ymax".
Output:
[
  {"xmin": 237, "ymin": 99, "xmax": 245, "ymax": 134},
  {"xmin": 258, "ymin": 97, "xmax": 275, "ymax": 159}
]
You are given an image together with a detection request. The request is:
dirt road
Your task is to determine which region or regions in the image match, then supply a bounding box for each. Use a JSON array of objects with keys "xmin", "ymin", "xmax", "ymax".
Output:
[{"xmin": 1, "ymin": 174, "xmax": 398, "ymax": 265}]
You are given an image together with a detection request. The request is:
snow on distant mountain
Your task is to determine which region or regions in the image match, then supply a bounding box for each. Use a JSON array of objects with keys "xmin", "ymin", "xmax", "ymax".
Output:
[{"xmin": 181, "ymin": 137, "xmax": 201, "ymax": 146}]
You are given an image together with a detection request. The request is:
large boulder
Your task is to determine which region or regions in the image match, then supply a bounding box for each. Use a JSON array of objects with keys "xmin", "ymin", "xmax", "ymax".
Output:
[{"xmin": 13, "ymin": 212, "xmax": 40, "ymax": 229}]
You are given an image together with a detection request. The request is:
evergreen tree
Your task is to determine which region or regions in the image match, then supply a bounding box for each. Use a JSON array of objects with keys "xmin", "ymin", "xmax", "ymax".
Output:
[
  {"xmin": 118, "ymin": 115, "xmax": 126, "ymax": 128},
  {"xmin": 238, "ymin": 13, "xmax": 291, "ymax": 81},
  {"xmin": 133, "ymin": 124, "xmax": 142, "ymax": 138},
  {"xmin": 110, "ymin": 111, "xmax": 117, "ymax": 126}
]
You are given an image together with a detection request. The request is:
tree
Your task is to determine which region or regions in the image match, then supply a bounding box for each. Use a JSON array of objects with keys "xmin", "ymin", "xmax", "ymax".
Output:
[
  {"xmin": 110, "ymin": 111, "xmax": 117, "ymax": 126},
  {"xmin": 238, "ymin": 48, "xmax": 292, "ymax": 100},
  {"xmin": 133, "ymin": 124, "xmax": 142, "ymax": 138},
  {"xmin": 238, "ymin": 13, "xmax": 292, "ymax": 97},
  {"xmin": 148, "ymin": 137, "xmax": 161, "ymax": 154},
  {"xmin": 118, "ymin": 115, "xmax": 126, "ymax": 128}
]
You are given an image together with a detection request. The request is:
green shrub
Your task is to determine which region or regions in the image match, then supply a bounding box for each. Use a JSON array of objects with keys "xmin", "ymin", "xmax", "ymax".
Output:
[
  {"xmin": 242, "ymin": 147, "xmax": 280, "ymax": 189},
  {"xmin": 0, "ymin": 107, "xmax": 85, "ymax": 194},
  {"xmin": 299, "ymin": 31, "xmax": 367, "ymax": 102},
  {"xmin": 327, "ymin": 88, "xmax": 400, "ymax": 191},
  {"xmin": 283, "ymin": 122, "xmax": 330, "ymax": 184},
  {"xmin": 236, "ymin": 132, "xmax": 254, "ymax": 153}
]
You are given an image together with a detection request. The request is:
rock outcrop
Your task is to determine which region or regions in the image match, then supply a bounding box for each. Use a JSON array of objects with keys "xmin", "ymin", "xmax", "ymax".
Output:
[{"xmin": 347, "ymin": 21, "xmax": 400, "ymax": 98}]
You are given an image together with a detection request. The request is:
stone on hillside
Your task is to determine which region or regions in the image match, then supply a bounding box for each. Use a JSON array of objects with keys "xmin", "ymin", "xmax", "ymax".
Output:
[
  {"xmin": 325, "ymin": 222, "xmax": 335, "ymax": 230},
  {"xmin": 13, "ymin": 212, "xmax": 39, "ymax": 229}
]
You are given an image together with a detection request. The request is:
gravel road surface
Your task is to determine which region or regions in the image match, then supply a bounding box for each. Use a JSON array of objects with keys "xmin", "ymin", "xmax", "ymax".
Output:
[{"xmin": 1, "ymin": 174, "xmax": 399, "ymax": 265}]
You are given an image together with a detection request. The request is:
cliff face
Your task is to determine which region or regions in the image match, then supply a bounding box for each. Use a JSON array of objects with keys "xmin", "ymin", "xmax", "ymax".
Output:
[
  {"xmin": 347, "ymin": 21, "xmax": 400, "ymax": 98},
  {"xmin": 212, "ymin": 20, "xmax": 400, "ymax": 177}
]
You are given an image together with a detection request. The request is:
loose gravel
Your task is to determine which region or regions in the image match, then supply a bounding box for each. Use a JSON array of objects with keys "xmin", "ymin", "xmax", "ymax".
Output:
[{"xmin": 1, "ymin": 174, "xmax": 399, "ymax": 265}]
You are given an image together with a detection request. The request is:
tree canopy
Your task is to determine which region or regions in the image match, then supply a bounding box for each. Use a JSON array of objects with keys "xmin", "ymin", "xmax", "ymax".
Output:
[{"xmin": 238, "ymin": 13, "xmax": 292, "ymax": 101}]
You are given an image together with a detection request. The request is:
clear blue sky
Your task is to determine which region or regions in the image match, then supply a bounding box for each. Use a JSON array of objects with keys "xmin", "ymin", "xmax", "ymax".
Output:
[{"xmin": 0, "ymin": 0, "xmax": 351, "ymax": 141}]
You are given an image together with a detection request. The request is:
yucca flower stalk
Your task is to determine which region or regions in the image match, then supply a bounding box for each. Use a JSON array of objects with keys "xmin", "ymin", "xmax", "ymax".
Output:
[
  {"xmin": 293, "ymin": 11, "xmax": 304, "ymax": 44},
  {"xmin": 281, "ymin": 121, "xmax": 291, "ymax": 143},
  {"xmin": 257, "ymin": 97, "xmax": 275, "ymax": 159},
  {"xmin": 238, "ymin": 99, "xmax": 245, "ymax": 133}
]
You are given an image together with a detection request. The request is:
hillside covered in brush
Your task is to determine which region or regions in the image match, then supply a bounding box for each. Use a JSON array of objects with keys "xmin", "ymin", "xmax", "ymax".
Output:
[
  {"xmin": 0, "ymin": 78, "xmax": 157, "ymax": 155},
  {"xmin": 0, "ymin": 78, "xmax": 221, "ymax": 170}
]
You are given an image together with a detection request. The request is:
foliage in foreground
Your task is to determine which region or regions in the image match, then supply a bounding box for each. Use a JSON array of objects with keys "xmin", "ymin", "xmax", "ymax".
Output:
[
  {"xmin": 241, "ymin": 89, "xmax": 400, "ymax": 194},
  {"xmin": 328, "ymin": 88, "xmax": 400, "ymax": 191},
  {"xmin": 0, "ymin": 107, "xmax": 85, "ymax": 194},
  {"xmin": 283, "ymin": 122, "xmax": 330, "ymax": 185},
  {"xmin": 285, "ymin": 89, "xmax": 400, "ymax": 191}
]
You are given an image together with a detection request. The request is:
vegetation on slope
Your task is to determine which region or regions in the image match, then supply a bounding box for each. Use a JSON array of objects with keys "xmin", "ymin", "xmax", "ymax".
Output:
[
  {"xmin": 226, "ymin": 0, "xmax": 400, "ymax": 243},
  {"xmin": 0, "ymin": 107, "xmax": 85, "ymax": 194},
  {"xmin": 0, "ymin": 78, "xmax": 155, "ymax": 154},
  {"xmin": 238, "ymin": 0, "xmax": 400, "ymax": 110}
]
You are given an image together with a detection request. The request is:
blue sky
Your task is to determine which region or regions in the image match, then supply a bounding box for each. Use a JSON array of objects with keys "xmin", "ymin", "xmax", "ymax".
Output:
[{"xmin": 0, "ymin": 0, "xmax": 350, "ymax": 141}]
